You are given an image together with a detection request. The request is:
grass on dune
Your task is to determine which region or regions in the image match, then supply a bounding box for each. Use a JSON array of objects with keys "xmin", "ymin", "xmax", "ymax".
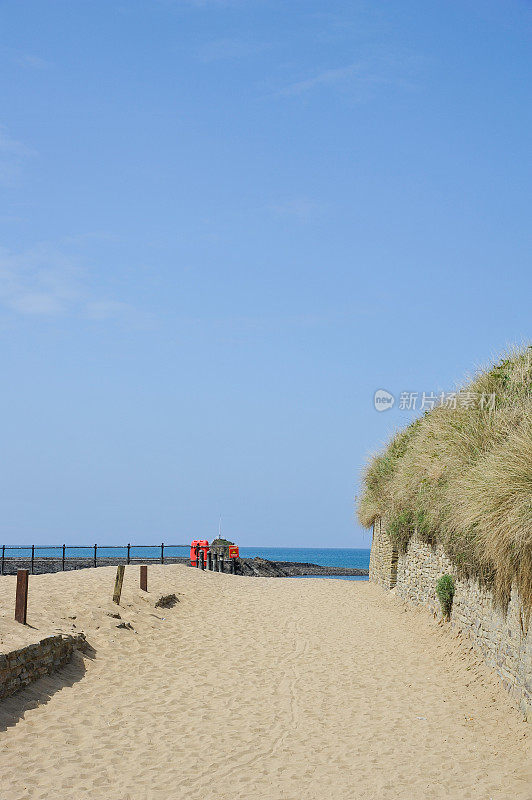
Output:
[{"xmin": 357, "ymin": 345, "xmax": 532, "ymax": 610}]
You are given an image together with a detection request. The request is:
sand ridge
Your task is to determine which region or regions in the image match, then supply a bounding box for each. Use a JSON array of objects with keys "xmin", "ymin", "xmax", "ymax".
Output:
[{"xmin": 0, "ymin": 565, "xmax": 530, "ymax": 799}]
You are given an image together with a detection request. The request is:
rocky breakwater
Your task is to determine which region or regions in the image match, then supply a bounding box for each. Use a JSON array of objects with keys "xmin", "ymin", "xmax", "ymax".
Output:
[{"xmin": 238, "ymin": 557, "xmax": 368, "ymax": 578}]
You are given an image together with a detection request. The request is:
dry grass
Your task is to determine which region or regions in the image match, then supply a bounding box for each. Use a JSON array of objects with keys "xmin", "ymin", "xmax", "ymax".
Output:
[{"xmin": 358, "ymin": 346, "xmax": 532, "ymax": 609}]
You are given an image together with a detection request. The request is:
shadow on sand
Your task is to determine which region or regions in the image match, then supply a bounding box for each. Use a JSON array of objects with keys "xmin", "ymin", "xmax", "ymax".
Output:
[{"xmin": 0, "ymin": 642, "xmax": 96, "ymax": 732}]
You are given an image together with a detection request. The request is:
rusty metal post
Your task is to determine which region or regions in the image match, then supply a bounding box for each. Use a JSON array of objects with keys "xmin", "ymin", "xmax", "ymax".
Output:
[
  {"xmin": 140, "ymin": 564, "xmax": 148, "ymax": 591},
  {"xmin": 15, "ymin": 569, "xmax": 29, "ymax": 624}
]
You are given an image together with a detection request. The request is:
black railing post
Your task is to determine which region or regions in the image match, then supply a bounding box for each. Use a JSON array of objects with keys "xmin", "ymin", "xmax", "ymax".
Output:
[
  {"xmin": 31, "ymin": 544, "xmax": 35, "ymax": 575},
  {"xmin": 62, "ymin": 544, "xmax": 65, "ymax": 571},
  {"xmin": 1, "ymin": 545, "xmax": 4, "ymax": 575},
  {"xmin": 161, "ymin": 543, "xmax": 164, "ymax": 564},
  {"xmin": 94, "ymin": 544, "xmax": 97, "ymax": 568},
  {"xmin": 127, "ymin": 543, "xmax": 131, "ymax": 564}
]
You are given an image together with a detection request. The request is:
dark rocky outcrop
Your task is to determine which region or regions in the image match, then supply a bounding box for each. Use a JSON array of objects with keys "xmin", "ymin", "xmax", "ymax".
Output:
[{"xmin": 237, "ymin": 557, "xmax": 368, "ymax": 578}]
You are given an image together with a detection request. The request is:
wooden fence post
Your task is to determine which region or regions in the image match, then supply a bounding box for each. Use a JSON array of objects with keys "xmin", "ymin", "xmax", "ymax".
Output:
[
  {"xmin": 62, "ymin": 544, "xmax": 66, "ymax": 571},
  {"xmin": 140, "ymin": 564, "xmax": 148, "ymax": 591},
  {"xmin": 207, "ymin": 551, "xmax": 212, "ymax": 570},
  {"xmin": 15, "ymin": 569, "xmax": 29, "ymax": 624},
  {"xmin": 113, "ymin": 565, "xmax": 125, "ymax": 604}
]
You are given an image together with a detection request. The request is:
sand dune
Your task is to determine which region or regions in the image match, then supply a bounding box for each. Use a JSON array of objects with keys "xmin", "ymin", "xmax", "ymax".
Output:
[{"xmin": 0, "ymin": 565, "xmax": 529, "ymax": 799}]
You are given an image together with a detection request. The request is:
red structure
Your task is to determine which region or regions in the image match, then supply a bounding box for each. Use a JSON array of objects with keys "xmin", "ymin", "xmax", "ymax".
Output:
[
  {"xmin": 190, "ymin": 540, "xmax": 200, "ymax": 566},
  {"xmin": 190, "ymin": 539, "xmax": 209, "ymax": 566}
]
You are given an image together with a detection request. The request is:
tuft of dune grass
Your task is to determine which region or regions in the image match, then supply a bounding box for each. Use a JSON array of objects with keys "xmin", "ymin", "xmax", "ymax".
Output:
[{"xmin": 357, "ymin": 345, "xmax": 532, "ymax": 610}]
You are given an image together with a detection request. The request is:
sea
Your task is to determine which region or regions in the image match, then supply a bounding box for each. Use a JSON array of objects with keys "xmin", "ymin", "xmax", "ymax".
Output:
[
  {"xmin": 2, "ymin": 545, "xmax": 371, "ymax": 580},
  {"xmin": 240, "ymin": 547, "xmax": 370, "ymax": 581}
]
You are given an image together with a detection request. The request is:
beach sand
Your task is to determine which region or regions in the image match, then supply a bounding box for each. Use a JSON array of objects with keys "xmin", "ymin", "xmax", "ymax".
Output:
[{"xmin": 0, "ymin": 565, "xmax": 529, "ymax": 800}]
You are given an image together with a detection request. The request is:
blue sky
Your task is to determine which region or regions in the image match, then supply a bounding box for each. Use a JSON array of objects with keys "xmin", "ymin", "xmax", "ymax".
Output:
[{"xmin": 0, "ymin": 0, "xmax": 530, "ymax": 547}]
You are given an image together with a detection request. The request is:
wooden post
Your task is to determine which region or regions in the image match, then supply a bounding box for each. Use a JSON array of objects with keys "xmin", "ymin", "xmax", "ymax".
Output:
[
  {"xmin": 127, "ymin": 543, "xmax": 131, "ymax": 564},
  {"xmin": 199, "ymin": 549, "xmax": 205, "ymax": 571},
  {"xmin": 31, "ymin": 544, "xmax": 35, "ymax": 575},
  {"xmin": 62, "ymin": 544, "xmax": 66, "ymax": 571},
  {"xmin": 230, "ymin": 558, "xmax": 235, "ymax": 575},
  {"xmin": 207, "ymin": 550, "xmax": 212, "ymax": 570},
  {"xmin": 15, "ymin": 569, "xmax": 29, "ymax": 624},
  {"xmin": 113, "ymin": 565, "xmax": 125, "ymax": 604},
  {"xmin": 94, "ymin": 543, "xmax": 97, "ymax": 568},
  {"xmin": 220, "ymin": 555, "xmax": 224, "ymax": 573},
  {"xmin": 1, "ymin": 544, "xmax": 4, "ymax": 576},
  {"xmin": 195, "ymin": 545, "xmax": 200, "ymax": 568},
  {"xmin": 160, "ymin": 542, "xmax": 164, "ymax": 564},
  {"xmin": 140, "ymin": 564, "xmax": 148, "ymax": 591}
]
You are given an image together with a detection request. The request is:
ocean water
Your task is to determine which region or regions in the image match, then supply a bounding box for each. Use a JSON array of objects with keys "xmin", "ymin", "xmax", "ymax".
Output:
[
  {"xmin": 2, "ymin": 544, "xmax": 370, "ymax": 580},
  {"xmin": 239, "ymin": 547, "xmax": 371, "ymax": 581}
]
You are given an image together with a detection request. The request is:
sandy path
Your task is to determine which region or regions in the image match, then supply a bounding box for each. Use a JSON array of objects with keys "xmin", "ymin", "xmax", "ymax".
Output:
[{"xmin": 0, "ymin": 566, "xmax": 529, "ymax": 800}]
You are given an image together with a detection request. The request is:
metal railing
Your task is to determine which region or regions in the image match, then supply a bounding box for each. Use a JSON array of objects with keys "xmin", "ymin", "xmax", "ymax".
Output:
[{"xmin": 0, "ymin": 544, "xmax": 190, "ymax": 575}]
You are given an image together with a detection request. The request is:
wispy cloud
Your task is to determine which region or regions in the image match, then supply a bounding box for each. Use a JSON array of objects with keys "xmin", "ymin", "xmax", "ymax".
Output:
[
  {"xmin": 0, "ymin": 46, "xmax": 51, "ymax": 70},
  {"xmin": 0, "ymin": 244, "xmax": 84, "ymax": 316},
  {"xmin": 0, "ymin": 242, "xmax": 148, "ymax": 325},
  {"xmin": 278, "ymin": 63, "xmax": 364, "ymax": 97},
  {"xmin": 276, "ymin": 52, "xmax": 418, "ymax": 101},
  {"xmin": 14, "ymin": 53, "xmax": 50, "ymax": 70}
]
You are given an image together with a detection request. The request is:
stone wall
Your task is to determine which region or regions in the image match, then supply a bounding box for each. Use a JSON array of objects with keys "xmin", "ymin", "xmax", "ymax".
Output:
[
  {"xmin": 370, "ymin": 518, "xmax": 532, "ymax": 720},
  {"xmin": 0, "ymin": 633, "xmax": 85, "ymax": 700},
  {"xmin": 368, "ymin": 517, "xmax": 398, "ymax": 589}
]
